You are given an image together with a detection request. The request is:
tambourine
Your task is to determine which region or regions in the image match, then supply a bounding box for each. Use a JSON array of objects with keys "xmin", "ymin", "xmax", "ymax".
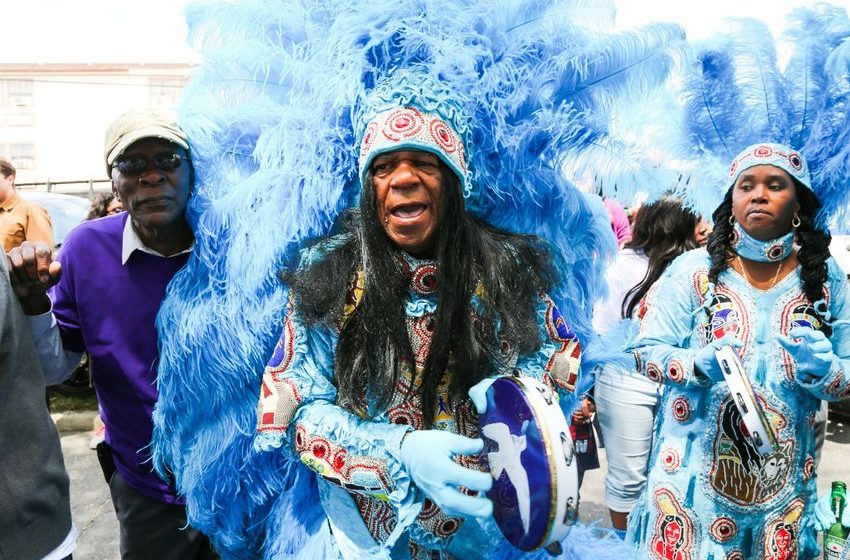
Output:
[
  {"xmin": 478, "ymin": 374, "xmax": 579, "ymax": 551},
  {"xmin": 715, "ymin": 345, "xmax": 777, "ymax": 455}
]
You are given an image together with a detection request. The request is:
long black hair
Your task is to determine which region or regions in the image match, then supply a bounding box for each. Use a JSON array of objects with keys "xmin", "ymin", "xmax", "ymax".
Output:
[
  {"xmin": 707, "ymin": 181, "xmax": 832, "ymax": 329},
  {"xmin": 286, "ymin": 168, "xmax": 554, "ymax": 425},
  {"xmin": 622, "ymin": 197, "xmax": 701, "ymax": 319}
]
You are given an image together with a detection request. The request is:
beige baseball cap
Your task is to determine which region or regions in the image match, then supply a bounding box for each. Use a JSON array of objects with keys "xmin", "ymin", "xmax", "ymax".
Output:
[{"xmin": 104, "ymin": 108, "xmax": 189, "ymax": 171}]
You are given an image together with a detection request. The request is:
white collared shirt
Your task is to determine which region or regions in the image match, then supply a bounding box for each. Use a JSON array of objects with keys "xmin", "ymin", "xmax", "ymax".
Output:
[
  {"xmin": 30, "ymin": 216, "xmax": 195, "ymax": 384},
  {"xmin": 121, "ymin": 215, "xmax": 194, "ymax": 265}
]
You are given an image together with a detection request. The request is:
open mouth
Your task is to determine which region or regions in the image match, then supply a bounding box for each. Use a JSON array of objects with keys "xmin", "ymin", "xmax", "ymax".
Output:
[{"xmin": 390, "ymin": 203, "xmax": 427, "ymax": 220}]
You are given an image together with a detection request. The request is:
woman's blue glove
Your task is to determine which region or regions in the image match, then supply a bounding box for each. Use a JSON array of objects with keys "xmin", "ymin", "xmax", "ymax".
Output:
[
  {"xmin": 399, "ymin": 430, "xmax": 493, "ymax": 518},
  {"xmin": 694, "ymin": 337, "xmax": 744, "ymax": 383},
  {"xmin": 814, "ymin": 492, "xmax": 850, "ymax": 531},
  {"xmin": 777, "ymin": 327, "xmax": 835, "ymax": 384},
  {"xmin": 468, "ymin": 377, "xmax": 499, "ymax": 414}
]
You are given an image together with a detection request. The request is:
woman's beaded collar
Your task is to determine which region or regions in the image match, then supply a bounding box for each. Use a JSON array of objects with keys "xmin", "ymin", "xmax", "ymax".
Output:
[{"xmin": 732, "ymin": 222, "xmax": 794, "ymax": 263}]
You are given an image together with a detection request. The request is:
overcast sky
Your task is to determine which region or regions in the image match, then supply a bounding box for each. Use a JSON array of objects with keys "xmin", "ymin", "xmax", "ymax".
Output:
[{"xmin": 1, "ymin": 0, "xmax": 846, "ymax": 64}]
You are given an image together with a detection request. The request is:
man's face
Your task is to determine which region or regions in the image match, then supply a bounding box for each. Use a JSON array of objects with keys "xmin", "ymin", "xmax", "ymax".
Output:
[
  {"xmin": 731, "ymin": 165, "xmax": 799, "ymax": 241},
  {"xmin": 110, "ymin": 138, "xmax": 191, "ymax": 231},
  {"xmin": 371, "ymin": 149, "xmax": 443, "ymax": 257},
  {"xmin": 0, "ymin": 172, "xmax": 15, "ymax": 201}
]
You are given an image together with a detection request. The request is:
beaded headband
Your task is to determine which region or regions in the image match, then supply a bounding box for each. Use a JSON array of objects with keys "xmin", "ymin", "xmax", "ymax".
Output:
[
  {"xmin": 728, "ymin": 143, "xmax": 811, "ymax": 191},
  {"xmin": 358, "ymin": 106, "xmax": 469, "ymax": 196}
]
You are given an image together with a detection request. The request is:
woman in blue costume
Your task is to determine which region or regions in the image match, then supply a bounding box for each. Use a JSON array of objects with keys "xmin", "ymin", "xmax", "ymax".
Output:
[{"xmin": 626, "ymin": 143, "xmax": 850, "ymax": 560}]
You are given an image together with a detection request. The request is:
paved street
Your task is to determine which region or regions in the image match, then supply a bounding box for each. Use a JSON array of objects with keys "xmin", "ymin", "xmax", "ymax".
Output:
[{"xmin": 62, "ymin": 417, "xmax": 850, "ymax": 559}]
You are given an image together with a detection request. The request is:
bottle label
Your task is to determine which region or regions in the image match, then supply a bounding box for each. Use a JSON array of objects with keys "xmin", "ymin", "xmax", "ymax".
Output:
[{"xmin": 824, "ymin": 534, "xmax": 847, "ymax": 560}]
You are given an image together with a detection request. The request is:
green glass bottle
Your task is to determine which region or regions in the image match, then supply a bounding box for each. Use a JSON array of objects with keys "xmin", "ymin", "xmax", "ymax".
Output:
[{"xmin": 824, "ymin": 481, "xmax": 848, "ymax": 560}]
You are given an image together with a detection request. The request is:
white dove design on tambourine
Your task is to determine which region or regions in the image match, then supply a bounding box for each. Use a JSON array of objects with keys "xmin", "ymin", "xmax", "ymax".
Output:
[{"xmin": 479, "ymin": 375, "xmax": 579, "ymax": 551}]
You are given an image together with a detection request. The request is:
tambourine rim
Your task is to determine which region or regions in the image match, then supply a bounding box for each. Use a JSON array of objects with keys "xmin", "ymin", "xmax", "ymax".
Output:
[
  {"xmin": 509, "ymin": 376, "xmax": 561, "ymax": 549},
  {"xmin": 487, "ymin": 375, "xmax": 575, "ymax": 550},
  {"xmin": 715, "ymin": 346, "xmax": 778, "ymax": 454}
]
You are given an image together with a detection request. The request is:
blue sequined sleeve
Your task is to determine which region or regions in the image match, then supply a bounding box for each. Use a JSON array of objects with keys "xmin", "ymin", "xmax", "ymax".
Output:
[
  {"xmin": 513, "ymin": 295, "xmax": 583, "ymax": 403},
  {"xmin": 795, "ymin": 261, "xmax": 850, "ymax": 401},
  {"xmin": 628, "ymin": 255, "xmax": 709, "ymax": 388},
  {"xmin": 254, "ymin": 304, "xmax": 415, "ymax": 508}
]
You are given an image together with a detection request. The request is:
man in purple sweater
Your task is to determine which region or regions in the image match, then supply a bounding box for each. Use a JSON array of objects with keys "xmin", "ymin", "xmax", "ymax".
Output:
[{"xmin": 7, "ymin": 109, "xmax": 214, "ymax": 559}]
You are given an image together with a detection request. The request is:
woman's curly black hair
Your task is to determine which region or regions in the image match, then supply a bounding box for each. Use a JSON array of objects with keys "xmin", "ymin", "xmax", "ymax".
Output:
[{"xmin": 707, "ymin": 180, "xmax": 832, "ymax": 331}]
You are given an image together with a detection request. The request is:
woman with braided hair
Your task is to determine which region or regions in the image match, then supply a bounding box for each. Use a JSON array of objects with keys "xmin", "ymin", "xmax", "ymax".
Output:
[{"xmin": 626, "ymin": 143, "xmax": 850, "ymax": 560}]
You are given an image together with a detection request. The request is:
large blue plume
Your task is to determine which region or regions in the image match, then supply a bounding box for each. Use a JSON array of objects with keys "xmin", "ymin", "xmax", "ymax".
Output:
[
  {"xmin": 152, "ymin": 1, "xmax": 684, "ymax": 557},
  {"xmin": 672, "ymin": 4, "xmax": 850, "ymax": 222}
]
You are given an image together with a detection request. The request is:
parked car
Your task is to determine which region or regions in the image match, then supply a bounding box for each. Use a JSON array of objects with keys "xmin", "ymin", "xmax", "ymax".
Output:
[
  {"xmin": 18, "ymin": 191, "xmax": 93, "ymax": 396},
  {"xmin": 18, "ymin": 190, "xmax": 89, "ymax": 249}
]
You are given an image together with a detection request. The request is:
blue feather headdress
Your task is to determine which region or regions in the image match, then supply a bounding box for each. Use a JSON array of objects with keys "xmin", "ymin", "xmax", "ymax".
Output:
[
  {"xmin": 152, "ymin": 1, "xmax": 683, "ymax": 558},
  {"xmin": 673, "ymin": 4, "xmax": 850, "ymax": 224}
]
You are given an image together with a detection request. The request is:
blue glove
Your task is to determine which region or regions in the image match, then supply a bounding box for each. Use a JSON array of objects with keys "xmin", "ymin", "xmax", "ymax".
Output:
[
  {"xmin": 400, "ymin": 430, "xmax": 493, "ymax": 518},
  {"xmin": 777, "ymin": 327, "xmax": 835, "ymax": 384},
  {"xmin": 814, "ymin": 492, "xmax": 850, "ymax": 531},
  {"xmin": 468, "ymin": 377, "xmax": 499, "ymax": 414},
  {"xmin": 694, "ymin": 337, "xmax": 744, "ymax": 383}
]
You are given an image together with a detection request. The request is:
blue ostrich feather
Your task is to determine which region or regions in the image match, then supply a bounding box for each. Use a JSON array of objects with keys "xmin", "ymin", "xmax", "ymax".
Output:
[
  {"xmin": 152, "ymin": 1, "xmax": 685, "ymax": 557},
  {"xmin": 793, "ymin": 7, "xmax": 850, "ymax": 227},
  {"xmin": 783, "ymin": 3, "xmax": 850, "ymax": 148},
  {"xmin": 673, "ymin": 6, "xmax": 850, "ymax": 224}
]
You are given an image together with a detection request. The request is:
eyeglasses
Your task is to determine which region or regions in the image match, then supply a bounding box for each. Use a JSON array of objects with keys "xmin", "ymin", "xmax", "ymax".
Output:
[{"xmin": 112, "ymin": 153, "xmax": 186, "ymax": 176}]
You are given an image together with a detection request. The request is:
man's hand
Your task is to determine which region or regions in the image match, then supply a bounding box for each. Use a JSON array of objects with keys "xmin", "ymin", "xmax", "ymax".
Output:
[
  {"xmin": 777, "ymin": 327, "xmax": 835, "ymax": 385},
  {"xmin": 814, "ymin": 491, "xmax": 850, "ymax": 531},
  {"xmin": 400, "ymin": 430, "xmax": 493, "ymax": 518},
  {"xmin": 6, "ymin": 241, "xmax": 61, "ymax": 315}
]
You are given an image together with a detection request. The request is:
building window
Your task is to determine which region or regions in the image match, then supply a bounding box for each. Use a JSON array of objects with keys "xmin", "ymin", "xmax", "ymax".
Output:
[
  {"xmin": 7, "ymin": 80, "xmax": 34, "ymax": 106},
  {"xmin": 10, "ymin": 143, "xmax": 35, "ymax": 169}
]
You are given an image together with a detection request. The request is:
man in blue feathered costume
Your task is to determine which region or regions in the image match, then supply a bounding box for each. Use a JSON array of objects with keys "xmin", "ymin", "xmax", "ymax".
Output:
[
  {"xmin": 151, "ymin": 2, "xmax": 685, "ymax": 558},
  {"xmin": 252, "ymin": 73, "xmax": 602, "ymax": 558}
]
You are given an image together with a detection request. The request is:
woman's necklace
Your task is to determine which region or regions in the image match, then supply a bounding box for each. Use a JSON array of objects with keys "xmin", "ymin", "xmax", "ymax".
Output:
[{"xmin": 737, "ymin": 255, "xmax": 785, "ymax": 289}]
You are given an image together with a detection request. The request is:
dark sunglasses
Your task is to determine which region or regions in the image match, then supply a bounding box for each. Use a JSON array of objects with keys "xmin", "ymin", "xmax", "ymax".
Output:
[{"xmin": 112, "ymin": 153, "xmax": 186, "ymax": 176}]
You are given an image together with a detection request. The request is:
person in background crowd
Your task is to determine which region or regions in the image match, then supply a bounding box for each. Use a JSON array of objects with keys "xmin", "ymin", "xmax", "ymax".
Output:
[
  {"xmin": 603, "ymin": 196, "xmax": 633, "ymax": 248},
  {"xmin": 86, "ymin": 191, "xmax": 124, "ymax": 221},
  {"xmin": 627, "ymin": 144, "xmax": 850, "ymax": 559},
  {"xmin": 0, "ymin": 156, "xmax": 54, "ymax": 252},
  {"xmin": 593, "ymin": 196, "xmax": 704, "ymax": 538},
  {"xmin": 6, "ymin": 109, "xmax": 216, "ymax": 560},
  {"xmin": 693, "ymin": 218, "xmax": 711, "ymax": 247}
]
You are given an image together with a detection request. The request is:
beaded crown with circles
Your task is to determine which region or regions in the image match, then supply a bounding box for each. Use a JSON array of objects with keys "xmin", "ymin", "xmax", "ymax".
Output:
[{"xmin": 356, "ymin": 72, "xmax": 473, "ymax": 197}]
